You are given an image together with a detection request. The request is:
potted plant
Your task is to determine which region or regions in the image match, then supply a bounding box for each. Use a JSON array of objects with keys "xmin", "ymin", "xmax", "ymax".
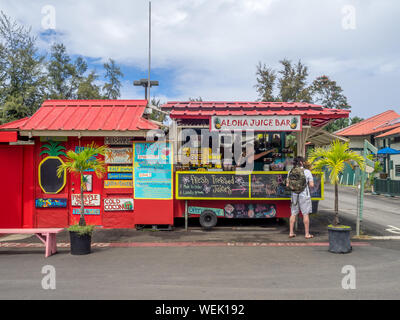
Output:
[
  {"xmin": 309, "ymin": 140, "xmax": 365, "ymax": 253},
  {"xmin": 57, "ymin": 142, "xmax": 107, "ymax": 255}
]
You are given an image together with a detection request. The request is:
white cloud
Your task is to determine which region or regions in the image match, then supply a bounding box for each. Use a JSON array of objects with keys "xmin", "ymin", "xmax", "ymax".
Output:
[{"xmin": 1, "ymin": 0, "xmax": 399, "ymax": 117}]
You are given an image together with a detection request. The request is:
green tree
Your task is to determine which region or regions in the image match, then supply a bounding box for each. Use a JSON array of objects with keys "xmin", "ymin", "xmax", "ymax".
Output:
[
  {"xmin": 57, "ymin": 143, "xmax": 107, "ymax": 226},
  {"xmin": 278, "ymin": 59, "xmax": 312, "ymax": 102},
  {"xmin": 0, "ymin": 11, "xmax": 46, "ymax": 123},
  {"xmin": 102, "ymin": 59, "xmax": 123, "ymax": 99},
  {"xmin": 255, "ymin": 62, "xmax": 276, "ymax": 101},
  {"xmin": 148, "ymin": 97, "xmax": 166, "ymax": 123},
  {"xmin": 311, "ymin": 75, "xmax": 351, "ymax": 132},
  {"xmin": 350, "ymin": 116, "xmax": 363, "ymax": 125},
  {"xmin": 309, "ymin": 140, "xmax": 365, "ymax": 225},
  {"xmin": 77, "ymin": 71, "xmax": 102, "ymax": 99},
  {"xmin": 47, "ymin": 43, "xmax": 89, "ymax": 99},
  {"xmin": 188, "ymin": 96, "xmax": 203, "ymax": 102},
  {"xmin": 255, "ymin": 59, "xmax": 311, "ymax": 102}
]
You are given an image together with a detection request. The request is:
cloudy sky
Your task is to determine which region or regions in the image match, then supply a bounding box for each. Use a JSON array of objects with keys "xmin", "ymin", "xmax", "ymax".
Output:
[{"xmin": 1, "ymin": 0, "xmax": 399, "ymax": 118}]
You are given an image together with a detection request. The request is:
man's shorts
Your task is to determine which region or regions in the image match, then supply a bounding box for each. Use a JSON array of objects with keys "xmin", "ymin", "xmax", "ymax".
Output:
[{"xmin": 291, "ymin": 194, "xmax": 312, "ymax": 216}]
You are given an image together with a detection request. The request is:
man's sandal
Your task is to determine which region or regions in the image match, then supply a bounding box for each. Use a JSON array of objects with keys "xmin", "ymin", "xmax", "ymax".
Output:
[
  {"xmin": 305, "ymin": 234, "xmax": 314, "ymax": 239},
  {"xmin": 289, "ymin": 234, "xmax": 296, "ymax": 238}
]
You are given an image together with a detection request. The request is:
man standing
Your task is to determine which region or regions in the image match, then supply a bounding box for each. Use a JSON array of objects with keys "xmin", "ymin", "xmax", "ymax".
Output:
[{"xmin": 286, "ymin": 157, "xmax": 314, "ymax": 239}]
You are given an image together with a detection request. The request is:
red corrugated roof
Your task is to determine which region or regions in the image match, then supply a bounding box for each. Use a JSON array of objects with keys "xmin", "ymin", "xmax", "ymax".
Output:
[
  {"xmin": 336, "ymin": 110, "xmax": 400, "ymax": 136},
  {"xmin": 13, "ymin": 100, "xmax": 158, "ymax": 132},
  {"xmin": 161, "ymin": 101, "xmax": 350, "ymax": 127},
  {"xmin": 0, "ymin": 117, "xmax": 29, "ymax": 130}
]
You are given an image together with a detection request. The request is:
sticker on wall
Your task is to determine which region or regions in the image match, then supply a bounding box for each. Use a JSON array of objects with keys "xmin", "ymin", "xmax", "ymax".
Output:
[
  {"xmin": 104, "ymin": 180, "xmax": 133, "ymax": 188},
  {"xmin": 71, "ymin": 194, "xmax": 101, "ymax": 206},
  {"xmin": 107, "ymin": 173, "xmax": 133, "ymax": 180},
  {"xmin": 39, "ymin": 141, "xmax": 67, "ymax": 194},
  {"xmin": 72, "ymin": 209, "xmax": 100, "ymax": 216},
  {"xmin": 105, "ymin": 148, "xmax": 133, "ymax": 164},
  {"xmin": 107, "ymin": 166, "xmax": 133, "ymax": 173},
  {"xmin": 35, "ymin": 198, "xmax": 67, "ymax": 208},
  {"xmin": 104, "ymin": 198, "xmax": 134, "ymax": 211},
  {"xmin": 224, "ymin": 203, "xmax": 276, "ymax": 219},
  {"xmin": 187, "ymin": 206, "xmax": 224, "ymax": 217},
  {"xmin": 82, "ymin": 174, "xmax": 93, "ymax": 192}
]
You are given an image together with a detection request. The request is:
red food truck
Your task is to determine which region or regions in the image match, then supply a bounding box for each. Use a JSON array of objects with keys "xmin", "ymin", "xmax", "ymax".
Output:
[{"xmin": 161, "ymin": 101, "xmax": 350, "ymax": 229}]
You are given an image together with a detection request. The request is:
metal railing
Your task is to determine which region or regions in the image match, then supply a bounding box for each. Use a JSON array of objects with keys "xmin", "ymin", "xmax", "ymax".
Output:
[{"xmin": 374, "ymin": 178, "xmax": 400, "ymax": 196}]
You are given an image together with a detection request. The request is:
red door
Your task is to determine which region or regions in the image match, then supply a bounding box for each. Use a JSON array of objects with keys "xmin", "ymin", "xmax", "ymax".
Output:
[{"xmin": 0, "ymin": 145, "xmax": 23, "ymax": 228}]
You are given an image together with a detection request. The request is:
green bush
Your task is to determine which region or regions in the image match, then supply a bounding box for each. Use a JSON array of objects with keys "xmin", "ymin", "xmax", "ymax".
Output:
[{"xmin": 67, "ymin": 224, "xmax": 95, "ymax": 236}]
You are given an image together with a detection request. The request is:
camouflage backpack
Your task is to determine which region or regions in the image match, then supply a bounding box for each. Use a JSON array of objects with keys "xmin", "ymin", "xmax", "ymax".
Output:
[{"xmin": 287, "ymin": 167, "xmax": 307, "ymax": 194}]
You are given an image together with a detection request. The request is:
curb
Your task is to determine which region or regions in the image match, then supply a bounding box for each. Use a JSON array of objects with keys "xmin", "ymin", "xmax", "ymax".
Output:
[{"xmin": 0, "ymin": 241, "xmax": 371, "ymax": 248}]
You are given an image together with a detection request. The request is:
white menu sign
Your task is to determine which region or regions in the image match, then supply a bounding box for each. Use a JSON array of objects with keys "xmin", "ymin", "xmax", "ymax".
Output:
[
  {"xmin": 211, "ymin": 116, "xmax": 301, "ymax": 132},
  {"xmin": 71, "ymin": 194, "xmax": 101, "ymax": 207}
]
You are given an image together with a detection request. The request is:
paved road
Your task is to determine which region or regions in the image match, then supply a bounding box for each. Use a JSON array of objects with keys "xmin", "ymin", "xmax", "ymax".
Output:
[
  {"xmin": 0, "ymin": 244, "xmax": 399, "ymax": 300},
  {"xmin": 319, "ymin": 184, "xmax": 400, "ymax": 236}
]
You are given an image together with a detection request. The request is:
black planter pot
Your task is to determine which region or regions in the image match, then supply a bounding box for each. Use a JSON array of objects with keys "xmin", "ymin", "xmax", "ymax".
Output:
[
  {"xmin": 328, "ymin": 226, "xmax": 352, "ymax": 254},
  {"xmin": 69, "ymin": 231, "xmax": 92, "ymax": 255}
]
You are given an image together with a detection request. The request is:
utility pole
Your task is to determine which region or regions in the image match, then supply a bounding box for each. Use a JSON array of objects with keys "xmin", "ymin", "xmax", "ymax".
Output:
[
  {"xmin": 148, "ymin": 1, "xmax": 152, "ymax": 101},
  {"xmin": 133, "ymin": 1, "xmax": 159, "ymax": 101}
]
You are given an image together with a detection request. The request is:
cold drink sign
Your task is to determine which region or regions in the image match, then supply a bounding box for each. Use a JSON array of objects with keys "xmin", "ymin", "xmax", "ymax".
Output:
[
  {"xmin": 211, "ymin": 115, "xmax": 301, "ymax": 131},
  {"xmin": 104, "ymin": 198, "xmax": 134, "ymax": 211}
]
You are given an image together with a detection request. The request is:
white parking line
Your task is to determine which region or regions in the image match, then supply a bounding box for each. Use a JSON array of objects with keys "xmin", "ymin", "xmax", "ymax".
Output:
[
  {"xmin": 386, "ymin": 225, "xmax": 400, "ymax": 234},
  {"xmin": 370, "ymin": 236, "xmax": 400, "ymax": 240}
]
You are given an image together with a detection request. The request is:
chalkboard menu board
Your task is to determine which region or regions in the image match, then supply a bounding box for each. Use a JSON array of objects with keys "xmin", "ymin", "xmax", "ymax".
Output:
[
  {"xmin": 177, "ymin": 173, "xmax": 250, "ymax": 199},
  {"xmin": 251, "ymin": 173, "xmax": 290, "ymax": 198},
  {"xmin": 176, "ymin": 172, "xmax": 323, "ymax": 200},
  {"xmin": 250, "ymin": 173, "xmax": 322, "ymax": 199}
]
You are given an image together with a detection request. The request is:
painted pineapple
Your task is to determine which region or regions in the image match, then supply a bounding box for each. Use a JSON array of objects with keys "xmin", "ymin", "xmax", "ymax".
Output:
[
  {"xmin": 39, "ymin": 141, "xmax": 67, "ymax": 194},
  {"xmin": 290, "ymin": 117, "xmax": 298, "ymax": 129},
  {"xmin": 290, "ymin": 118, "xmax": 297, "ymax": 129},
  {"xmin": 214, "ymin": 117, "xmax": 222, "ymax": 129}
]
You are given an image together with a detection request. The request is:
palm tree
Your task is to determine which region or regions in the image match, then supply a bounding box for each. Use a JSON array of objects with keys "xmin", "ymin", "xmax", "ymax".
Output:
[
  {"xmin": 57, "ymin": 142, "xmax": 107, "ymax": 226},
  {"xmin": 309, "ymin": 140, "xmax": 365, "ymax": 226}
]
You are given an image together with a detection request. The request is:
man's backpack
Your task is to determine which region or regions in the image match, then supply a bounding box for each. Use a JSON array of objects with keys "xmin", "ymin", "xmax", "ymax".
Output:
[{"xmin": 287, "ymin": 167, "xmax": 307, "ymax": 194}]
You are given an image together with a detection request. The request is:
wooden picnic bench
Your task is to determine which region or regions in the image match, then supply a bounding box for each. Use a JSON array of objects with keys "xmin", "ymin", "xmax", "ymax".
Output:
[{"xmin": 0, "ymin": 228, "xmax": 64, "ymax": 258}]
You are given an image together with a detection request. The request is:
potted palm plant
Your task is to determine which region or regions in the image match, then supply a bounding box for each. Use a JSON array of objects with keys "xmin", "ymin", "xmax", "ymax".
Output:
[
  {"xmin": 309, "ymin": 140, "xmax": 365, "ymax": 253},
  {"xmin": 57, "ymin": 142, "xmax": 107, "ymax": 255}
]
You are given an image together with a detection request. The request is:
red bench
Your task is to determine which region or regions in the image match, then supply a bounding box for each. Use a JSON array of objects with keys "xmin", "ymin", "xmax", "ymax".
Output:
[{"xmin": 0, "ymin": 228, "xmax": 64, "ymax": 258}]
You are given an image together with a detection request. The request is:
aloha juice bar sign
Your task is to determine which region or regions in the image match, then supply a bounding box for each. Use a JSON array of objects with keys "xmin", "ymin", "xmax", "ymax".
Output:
[{"xmin": 211, "ymin": 115, "xmax": 301, "ymax": 132}]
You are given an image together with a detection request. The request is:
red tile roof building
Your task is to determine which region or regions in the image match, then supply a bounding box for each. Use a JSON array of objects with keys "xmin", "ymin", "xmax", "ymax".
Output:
[
  {"xmin": 335, "ymin": 110, "xmax": 400, "ymax": 137},
  {"xmin": 0, "ymin": 100, "xmax": 158, "ymax": 137}
]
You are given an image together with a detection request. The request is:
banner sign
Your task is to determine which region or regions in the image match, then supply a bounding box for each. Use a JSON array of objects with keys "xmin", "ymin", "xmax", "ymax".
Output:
[
  {"xmin": 71, "ymin": 194, "xmax": 101, "ymax": 206},
  {"xmin": 104, "ymin": 198, "xmax": 134, "ymax": 211},
  {"xmin": 211, "ymin": 115, "xmax": 301, "ymax": 132},
  {"xmin": 107, "ymin": 166, "xmax": 132, "ymax": 173},
  {"xmin": 105, "ymin": 137, "xmax": 132, "ymax": 145},
  {"xmin": 107, "ymin": 173, "xmax": 133, "ymax": 180},
  {"xmin": 134, "ymin": 142, "xmax": 173, "ymax": 199},
  {"xmin": 104, "ymin": 180, "xmax": 133, "ymax": 188},
  {"xmin": 35, "ymin": 198, "xmax": 67, "ymax": 208},
  {"xmin": 105, "ymin": 148, "xmax": 133, "ymax": 164},
  {"xmin": 72, "ymin": 208, "xmax": 100, "ymax": 216},
  {"xmin": 187, "ymin": 206, "xmax": 224, "ymax": 217}
]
